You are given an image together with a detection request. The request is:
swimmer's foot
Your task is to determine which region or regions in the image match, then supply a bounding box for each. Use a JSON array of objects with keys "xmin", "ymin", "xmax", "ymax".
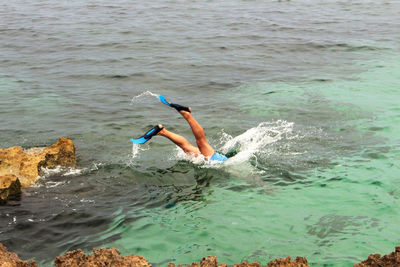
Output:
[
  {"xmin": 158, "ymin": 95, "xmax": 191, "ymax": 113},
  {"xmin": 156, "ymin": 124, "xmax": 166, "ymax": 135},
  {"xmin": 170, "ymin": 103, "xmax": 191, "ymax": 113},
  {"xmin": 130, "ymin": 125, "xmax": 164, "ymax": 144}
]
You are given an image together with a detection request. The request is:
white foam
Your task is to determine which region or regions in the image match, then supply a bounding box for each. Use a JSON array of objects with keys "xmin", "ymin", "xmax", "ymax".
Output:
[
  {"xmin": 40, "ymin": 166, "xmax": 84, "ymax": 177},
  {"xmin": 63, "ymin": 168, "xmax": 83, "ymax": 176},
  {"xmin": 43, "ymin": 181, "xmax": 67, "ymax": 188},
  {"xmin": 171, "ymin": 146, "xmax": 221, "ymax": 166},
  {"xmin": 80, "ymin": 198, "xmax": 95, "ymax": 203},
  {"xmin": 90, "ymin": 162, "xmax": 104, "ymax": 171},
  {"xmin": 130, "ymin": 90, "xmax": 159, "ymax": 105},
  {"xmin": 165, "ymin": 121, "xmax": 295, "ymax": 168},
  {"xmin": 33, "ymin": 166, "xmax": 84, "ymax": 187},
  {"xmin": 170, "ymin": 147, "xmax": 200, "ymax": 162},
  {"xmin": 40, "ymin": 166, "xmax": 63, "ymax": 176},
  {"xmin": 220, "ymin": 120, "xmax": 295, "ymax": 165}
]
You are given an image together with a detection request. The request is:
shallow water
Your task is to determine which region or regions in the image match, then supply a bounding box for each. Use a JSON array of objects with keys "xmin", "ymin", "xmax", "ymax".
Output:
[{"xmin": 1, "ymin": 0, "xmax": 400, "ymax": 266}]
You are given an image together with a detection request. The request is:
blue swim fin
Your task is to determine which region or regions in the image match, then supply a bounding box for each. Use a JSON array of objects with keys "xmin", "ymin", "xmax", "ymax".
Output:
[
  {"xmin": 130, "ymin": 125, "xmax": 163, "ymax": 144},
  {"xmin": 158, "ymin": 95, "xmax": 191, "ymax": 113},
  {"xmin": 130, "ymin": 136, "xmax": 148, "ymax": 144},
  {"xmin": 159, "ymin": 95, "xmax": 171, "ymax": 106}
]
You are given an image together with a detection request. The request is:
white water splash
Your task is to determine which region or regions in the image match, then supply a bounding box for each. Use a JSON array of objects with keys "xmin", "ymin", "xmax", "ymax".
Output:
[
  {"xmin": 129, "ymin": 143, "xmax": 149, "ymax": 163},
  {"xmin": 220, "ymin": 120, "xmax": 295, "ymax": 165},
  {"xmin": 167, "ymin": 120, "xmax": 295, "ymax": 168},
  {"xmin": 172, "ymin": 147, "xmax": 208, "ymax": 164},
  {"xmin": 130, "ymin": 90, "xmax": 159, "ymax": 105},
  {"xmin": 126, "ymin": 120, "xmax": 296, "ymax": 168},
  {"xmin": 131, "ymin": 144, "xmax": 141, "ymax": 159}
]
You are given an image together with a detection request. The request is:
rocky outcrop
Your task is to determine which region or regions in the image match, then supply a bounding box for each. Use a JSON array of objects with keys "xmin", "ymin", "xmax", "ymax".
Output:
[
  {"xmin": 167, "ymin": 255, "xmax": 308, "ymax": 267},
  {"xmin": 0, "ymin": 137, "xmax": 76, "ymax": 188},
  {"xmin": 54, "ymin": 248, "xmax": 151, "ymax": 267},
  {"xmin": 354, "ymin": 246, "xmax": 400, "ymax": 267},
  {"xmin": 0, "ymin": 244, "xmax": 308, "ymax": 267},
  {"xmin": 0, "ymin": 174, "xmax": 21, "ymax": 204},
  {"xmin": 266, "ymin": 256, "xmax": 309, "ymax": 267},
  {"xmin": 2, "ymin": 242, "xmax": 400, "ymax": 267},
  {"xmin": 234, "ymin": 263, "xmax": 260, "ymax": 267},
  {"xmin": 0, "ymin": 242, "xmax": 38, "ymax": 267},
  {"xmin": 168, "ymin": 256, "xmax": 228, "ymax": 267}
]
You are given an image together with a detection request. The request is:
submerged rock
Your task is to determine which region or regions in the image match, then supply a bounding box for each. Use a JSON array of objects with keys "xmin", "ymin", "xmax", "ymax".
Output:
[
  {"xmin": 0, "ymin": 174, "xmax": 21, "ymax": 203},
  {"xmin": 0, "ymin": 137, "xmax": 76, "ymax": 188},
  {"xmin": 0, "ymin": 242, "xmax": 38, "ymax": 267},
  {"xmin": 354, "ymin": 246, "xmax": 400, "ymax": 267},
  {"xmin": 54, "ymin": 248, "xmax": 151, "ymax": 267}
]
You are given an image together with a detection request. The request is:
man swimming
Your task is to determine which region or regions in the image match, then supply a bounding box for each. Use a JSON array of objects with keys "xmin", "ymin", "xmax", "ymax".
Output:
[{"xmin": 130, "ymin": 96, "xmax": 227, "ymax": 162}]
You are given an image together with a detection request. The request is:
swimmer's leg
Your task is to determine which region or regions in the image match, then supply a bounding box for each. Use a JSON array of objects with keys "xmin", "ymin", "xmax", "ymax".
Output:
[
  {"xmin": 178, "ymin": 109, "xmax": 215, "ymax": 158},
  {"xmin": 157, "ymin": 125, "xmax": 200, "ymax": 155}
]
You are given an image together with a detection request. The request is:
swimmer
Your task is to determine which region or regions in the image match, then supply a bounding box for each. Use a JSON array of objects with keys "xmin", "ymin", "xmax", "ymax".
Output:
[{"xmin": 130, "ymin": 97, "xmax": 227, "ymax": 162}]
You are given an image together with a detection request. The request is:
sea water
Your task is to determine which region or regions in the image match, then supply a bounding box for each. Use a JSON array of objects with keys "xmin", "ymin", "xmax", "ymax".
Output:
[{"xmin": 1, "ymin": 0, "xmax": 400, "ymax": 266}]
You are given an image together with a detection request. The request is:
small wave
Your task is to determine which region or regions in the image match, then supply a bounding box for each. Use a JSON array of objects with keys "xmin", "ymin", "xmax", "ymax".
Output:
[
  {"xmin": 90, "ymin": 162, "xmax": 105, "ymax": 171},
  {"xmin": 43, "ymin": 180, "xmax": 68, "ymax": 188},
  {"xmin": 63, "ymin": 168, "xmax": 83, "ymax": 176},
  {"xmin": 40, "ymin": 166, "xmax": 84, "ymax": 177},
  {"xmin": 104, "ymin": 74, "xmax": 129, "ymax": 79},
  {"xmin": 32, "ymin": 166, "xmax": 85, "ymax": 188},
  {"xmin": 80, "ymin": 198, "xmax": 95, "ymax": 203},
  {"xmin": 306, "ymin": 42, "xmax": 385, "ymax": 52}
]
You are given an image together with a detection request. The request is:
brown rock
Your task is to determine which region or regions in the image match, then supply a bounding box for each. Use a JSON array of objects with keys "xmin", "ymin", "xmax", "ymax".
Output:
[
  {"xmin": 234, "ymin": 262, "xmax": 260, "ymax": 267},
  {"xmin": 0, "ymin": 174, "xmax": 21, "ymax": 203},
  {"xmin": 0, "ymin": 242, "xmax": 38, "ymax": 267},
  {"xmin": 354, "ymin": 246, "xmax": 400, "ymax": 267},
  {"xmin": 169, "ymin": 256, "xmax": 249, "ymax": 267},
  {"xmin": 0, "ymin": 137, "xmax": 76, "ymax": 187},
  {"xmin": 200, "ymin": 256, "xmax": 218, "ymax": 267},
  {"xmin": 54, "ymin": 247, "xmax": 151, "ymax": 267},
  {"xmin": 266, "ymin": 256, "xmax": 309, "ymax": 267}
]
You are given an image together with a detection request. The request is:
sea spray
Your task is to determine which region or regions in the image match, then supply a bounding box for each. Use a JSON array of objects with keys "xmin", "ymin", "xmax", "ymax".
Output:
[
  {"xmin": 129, "ymin": 143, "xmax": 149, "ymax": 164},
  {"xmin": 220, "ymin": 120, "xmax": 295, "ymax": 165},
  {"xmin": 172, "ymin": 146, "xmax": 208, "ymax": 164},
  {"xmin": 130, "ymin": 91, "xmax": 160, "ymax": 105},
  {"xmin": 169, "ymin": 120, "xmax": 295, "ymax": 168},
  {"xmin": 131, "ymin": 143, "xmax": 141, "ymax": 159},
  {"xmin": 127, "ymin": 91, "xmax": 159, "ymax": 162}
]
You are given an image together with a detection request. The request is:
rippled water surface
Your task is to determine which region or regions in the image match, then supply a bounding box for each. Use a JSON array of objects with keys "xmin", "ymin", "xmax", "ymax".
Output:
[{"xmin": 1, "ymin": 0, "xmax": 400, "ymax": 266}]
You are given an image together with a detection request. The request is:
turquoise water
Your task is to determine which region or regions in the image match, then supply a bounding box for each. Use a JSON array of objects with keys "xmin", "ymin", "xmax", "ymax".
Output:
[
  {"xmin": 1, "ymin": 0, "xmax": 400, "ymax": 266},
  {"xmin": 105, "ymin": 55, "xmax": 400, "ymax": 266}
]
